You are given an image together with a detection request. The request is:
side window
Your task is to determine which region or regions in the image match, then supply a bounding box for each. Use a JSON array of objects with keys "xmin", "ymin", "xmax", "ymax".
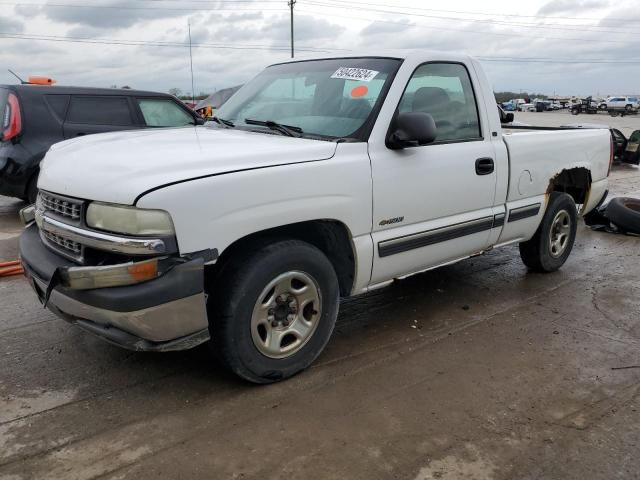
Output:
[
  {"xmin": 138, "ymin": 99, "xmax": 194, "ymax": 127},
  {"xmin": 66, "ymin": 96, "xmax": 133, "ymax": 126},
  {"xmin": 397, "ymin": 63, "xmax": 481, "ymax": 142}
]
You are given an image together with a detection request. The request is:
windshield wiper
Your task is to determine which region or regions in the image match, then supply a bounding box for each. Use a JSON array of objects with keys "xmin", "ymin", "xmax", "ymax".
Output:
[
  {"xmin": 211, "ymin": 116, "xmax": 235, "ymax": 128},
  {"xmin": 244, "ymin": 119, "xmax": 303, "ymax": 137}
]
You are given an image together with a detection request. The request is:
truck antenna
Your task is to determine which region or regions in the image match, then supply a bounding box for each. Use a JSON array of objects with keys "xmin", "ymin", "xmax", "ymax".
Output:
[{"xmin": 7, "ymin": 69, "xmax": 27, "ymax": 84}]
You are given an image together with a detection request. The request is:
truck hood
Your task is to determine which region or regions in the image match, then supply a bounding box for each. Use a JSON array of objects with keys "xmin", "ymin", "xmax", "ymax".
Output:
[{"xmin": 38, "ymin": 126, "xmax": 338, "ymax": 205}]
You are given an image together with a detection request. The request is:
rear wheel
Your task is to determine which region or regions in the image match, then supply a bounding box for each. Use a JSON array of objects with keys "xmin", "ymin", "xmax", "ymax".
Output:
[
  {"xmin": 519, "ymin": 192, "xmax": 578, "ymax": 272},
  {"xmin": 208, "ymin": 240, "xmax": 340, "ymax": 383}
]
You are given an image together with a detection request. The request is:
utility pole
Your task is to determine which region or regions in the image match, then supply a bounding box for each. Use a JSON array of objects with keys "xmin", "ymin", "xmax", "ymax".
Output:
[
  {"xmin": 288, "ymin": 0, "xmax": 296, "ymax": 58},
  {"xmin": 188, "ymin": 20, "xmax": 195, "ymax": 104}
]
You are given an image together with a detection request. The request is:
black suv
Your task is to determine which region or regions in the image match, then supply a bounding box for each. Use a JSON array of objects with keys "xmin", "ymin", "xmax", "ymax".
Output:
[{"xmin": 0, "ymin": 85, "xmax": 204, "ymax": 203}]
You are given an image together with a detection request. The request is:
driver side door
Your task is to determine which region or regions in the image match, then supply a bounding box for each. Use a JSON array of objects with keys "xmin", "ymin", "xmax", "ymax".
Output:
[{"xmin": 368, "ymin": 62, "xmax": 499, "ymax": 284}]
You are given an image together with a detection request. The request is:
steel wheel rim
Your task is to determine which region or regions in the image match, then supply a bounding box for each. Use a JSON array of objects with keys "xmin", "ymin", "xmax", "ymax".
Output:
[
  {"xmin": 549, "ymin": 210, "xmax": 571, "ymax": 258},
  {"xmin": 250, "ymin": 271, "xmax": 322, "ymax": 359}
]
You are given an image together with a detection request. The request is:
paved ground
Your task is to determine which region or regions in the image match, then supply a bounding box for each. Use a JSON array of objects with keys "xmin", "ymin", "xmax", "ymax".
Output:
[{"xmin": 1, "ymin": 116, "xmax": 640, "ymax": 479}]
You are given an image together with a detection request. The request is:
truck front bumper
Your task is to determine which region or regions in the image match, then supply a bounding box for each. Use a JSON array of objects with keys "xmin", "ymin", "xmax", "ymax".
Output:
[{"xmin": 19, "ymin": 224, "xmax": 210, "ymax": 352}]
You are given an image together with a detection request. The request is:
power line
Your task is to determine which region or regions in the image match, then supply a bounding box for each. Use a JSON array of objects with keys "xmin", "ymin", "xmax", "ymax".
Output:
[
  {"xmin": 313, "ymin": 0, "xmax": 640, "ymax": 24},
  {"xmin": 297, "ymin": 7, "xmax": 640, "ymax": 44},
  {"xmin": 304, "ymin": 0, "xmax": 640, "ymax": 37},
  {"xmin": 2, "ymin": 31, "xmax": 638, "ymax": 66},
  {"xmin": 0, "ymin": 32, "xmax": 348, "ymax": 52}
]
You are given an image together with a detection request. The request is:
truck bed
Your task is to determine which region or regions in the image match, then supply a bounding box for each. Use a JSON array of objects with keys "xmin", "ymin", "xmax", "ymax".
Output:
[{"xmin": 502, "ymin": 127, "xmax": 611, "ymax": 207}]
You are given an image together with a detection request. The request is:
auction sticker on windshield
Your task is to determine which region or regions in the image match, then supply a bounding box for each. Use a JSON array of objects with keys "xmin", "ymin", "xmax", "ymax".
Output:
[{"xmin": 331, "ymin": 68, "xmax": 379, "ymax": 82}]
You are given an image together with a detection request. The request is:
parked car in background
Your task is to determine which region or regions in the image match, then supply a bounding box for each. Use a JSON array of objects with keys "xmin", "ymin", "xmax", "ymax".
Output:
[
  {"xmin": 19, "ymin": 52, "xmax": 611, "ymax": 383},
  {"xmin": 0, "ymin": 85, "xmax": 204, "ymax": 203},
  {"xmin": 599, "ymin": 96, "xmax": 640, "ymax": 112}
]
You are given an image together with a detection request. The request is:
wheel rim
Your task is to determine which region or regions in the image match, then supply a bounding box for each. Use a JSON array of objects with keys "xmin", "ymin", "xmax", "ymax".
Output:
[
  {"xmin": 250, "ymin": 271, "xmax": 322, "ymax": 359},
  {"xmin": 549, "ymin": 210, "xmax": 571, "ymax": 258}
]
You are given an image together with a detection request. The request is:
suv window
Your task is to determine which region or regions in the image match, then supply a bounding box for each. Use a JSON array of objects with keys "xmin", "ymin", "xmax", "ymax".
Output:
[
  {"xmin": 398, "ymin": 63, "xmax": 481, "ymax": 142},
  {"xmin": 138, "ymin": 98, "xmax": 194, "ymax": 127},
  {"xmin": 66, "ymin": 96, "xmax": 134, "ymax": 126}
]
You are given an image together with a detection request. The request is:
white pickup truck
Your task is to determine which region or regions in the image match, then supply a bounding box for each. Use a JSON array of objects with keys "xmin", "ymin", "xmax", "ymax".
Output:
[{"xmin": 19, "ymin": 52, "xmax": 612, "ymax": 383}]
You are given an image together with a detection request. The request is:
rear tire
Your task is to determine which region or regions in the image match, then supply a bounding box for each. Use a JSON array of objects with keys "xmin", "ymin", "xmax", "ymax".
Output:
[
  {"xmin": 519, "ymin": 192, "xmax": 578, "ymax": 272},
  {"xmin": 208, "ymin": 239, "xmax": 340, "ymax": 383}
]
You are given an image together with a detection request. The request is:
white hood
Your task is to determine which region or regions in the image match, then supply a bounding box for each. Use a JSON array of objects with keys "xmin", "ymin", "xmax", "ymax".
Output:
[{"xmin": 38, "ymin": 126, "xmax": 338, "ymax": 205}]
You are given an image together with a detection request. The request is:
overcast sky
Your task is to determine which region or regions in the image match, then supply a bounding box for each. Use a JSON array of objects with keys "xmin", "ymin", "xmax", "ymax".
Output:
[{"xmin": 1, "ymin": 0, "xmax": 639, "ymax": 96}]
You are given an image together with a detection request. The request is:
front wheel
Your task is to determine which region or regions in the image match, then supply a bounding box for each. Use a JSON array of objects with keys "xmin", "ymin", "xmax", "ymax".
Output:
[
  {"xmin": 208, "ymin": 240, "xmax": 339, "ymax": 383},
  {"xmin": 519, "ymin": 192, "xmax": 578, "ymax": 272}
]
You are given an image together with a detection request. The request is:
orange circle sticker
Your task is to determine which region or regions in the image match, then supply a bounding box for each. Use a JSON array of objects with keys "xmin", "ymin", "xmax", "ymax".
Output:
[{"xmin": 351, "ymin": 85, "xmax": 368, "ymax": 98}]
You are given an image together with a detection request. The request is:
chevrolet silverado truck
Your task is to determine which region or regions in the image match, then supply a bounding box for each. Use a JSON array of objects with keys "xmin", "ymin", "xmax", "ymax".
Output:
[{"xmin": 19, "ymin": 52, "xmax": 612, "ymax": 383}]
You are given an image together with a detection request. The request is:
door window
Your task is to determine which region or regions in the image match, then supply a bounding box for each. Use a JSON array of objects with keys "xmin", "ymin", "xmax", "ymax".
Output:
[
  {"xmin": 138, "ymin": 98, "xmax": 194, "ymax": 127},
  {"xmin": 397, "ymin": 63, "xmax": 481, "ymax": 142},
  {"xmin": 66, "ymin": 96, "xmax": 133, "ymax": 126}
]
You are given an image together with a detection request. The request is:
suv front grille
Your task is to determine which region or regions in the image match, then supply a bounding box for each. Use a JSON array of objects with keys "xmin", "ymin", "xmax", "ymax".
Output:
[{"xmin": 39, "ymin": 191, "xmax": 82, "ymax": 221}]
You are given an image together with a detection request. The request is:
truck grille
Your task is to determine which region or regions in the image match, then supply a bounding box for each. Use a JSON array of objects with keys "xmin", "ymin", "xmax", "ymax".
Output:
[
  {"xmin": 42, "ymin": 230, "xmax": 82, "ymax": 255},
  {"xmin": 37, "ymin": 190, "xmax": 86, "ymax": 262},
  {"xmin": 39, "ymin": 191, "xmax": 82, "ymax": 221}
]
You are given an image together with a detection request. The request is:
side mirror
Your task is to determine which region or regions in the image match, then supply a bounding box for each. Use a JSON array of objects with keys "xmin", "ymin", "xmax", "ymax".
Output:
[
  {"xmin": 387, "ymin": 112, "xmax": 437, "ymax": 149},
  {"xmin": 194, "ymin": 116, "xmax": 206, "ymax": 126},
  {"xmin": 497, "ymin": 105, "xmax": 514, "ymax": 124}
]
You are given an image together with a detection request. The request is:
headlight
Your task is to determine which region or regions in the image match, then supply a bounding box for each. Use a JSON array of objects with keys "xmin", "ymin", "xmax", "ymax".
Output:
[{"xmin": 86, "ymin": 202, "xmax": 174, "ymax": 236}]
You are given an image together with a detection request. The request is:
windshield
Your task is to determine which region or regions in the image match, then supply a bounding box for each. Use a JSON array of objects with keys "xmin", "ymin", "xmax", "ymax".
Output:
[{"xmin": 215, "ymin": 57, "xmax": 402, "ymax": 140}]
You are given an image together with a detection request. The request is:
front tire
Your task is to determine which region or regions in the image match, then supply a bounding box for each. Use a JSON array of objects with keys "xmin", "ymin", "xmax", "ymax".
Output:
[
  {"xmin": 208, "ymin": 240, "xmax": 340, "ymax": 383},
  {"xmin": 519, "ymin": 192, "xmax": 578, "ymax": 272}
]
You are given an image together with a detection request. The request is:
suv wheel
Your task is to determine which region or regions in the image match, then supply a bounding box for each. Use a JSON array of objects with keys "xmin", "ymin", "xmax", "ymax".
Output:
[
  {"xmin": 519, "ymin": 192, "xmax": 578, "ymax": 272},
  {"xmin": 626, "ymin": 104, "xmax": 633, "ymax": 112},
  {"xmin": 208, "ymin": 240, "xmax": 340, "ymax": 383}
]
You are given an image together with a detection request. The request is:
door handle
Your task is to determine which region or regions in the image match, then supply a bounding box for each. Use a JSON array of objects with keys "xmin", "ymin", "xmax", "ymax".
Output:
[{"xmin": 475, "ymin": 157, "xmax": 494, "ymax": 175}]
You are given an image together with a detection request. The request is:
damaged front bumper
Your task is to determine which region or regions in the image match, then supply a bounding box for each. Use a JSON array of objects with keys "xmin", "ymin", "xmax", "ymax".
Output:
[{"xmin": 19, "ymin": 223, "xmax": 211, "ymax": 352}]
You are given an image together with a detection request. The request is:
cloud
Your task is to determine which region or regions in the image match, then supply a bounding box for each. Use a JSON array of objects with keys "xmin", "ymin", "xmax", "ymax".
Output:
[
  {"xmin": 264, "ymin": 14, "xmax": 345, "ymax": 42},
  {"xmin": 43, "ymin": 0, "xmax": 186, "ymax": 30},
  {"xmin": 360, "ymin": 19, "xmax": 413, "ymax": 37},
  {"xmin": 0, "ymin": 15, "xmax": 25, "ymax": 33},
  {"xmin": 538, "ymin": 0, "xmax": 609, "ymax": 15}
]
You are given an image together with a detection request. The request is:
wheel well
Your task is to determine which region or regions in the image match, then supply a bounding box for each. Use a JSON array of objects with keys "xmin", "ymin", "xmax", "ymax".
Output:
[
  {"xmin": 547, "ymin": 167, "xmax": 591, "ymax": 205},
  {"xmin": 207, "ymin": 220, "xmax": 356, "ymax": 297}
]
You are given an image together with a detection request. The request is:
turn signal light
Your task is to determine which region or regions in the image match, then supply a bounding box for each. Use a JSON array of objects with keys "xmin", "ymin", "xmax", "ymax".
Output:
[{"xmin": 61, "ymin": 258, "xmax": 161, "ymax": 290}]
